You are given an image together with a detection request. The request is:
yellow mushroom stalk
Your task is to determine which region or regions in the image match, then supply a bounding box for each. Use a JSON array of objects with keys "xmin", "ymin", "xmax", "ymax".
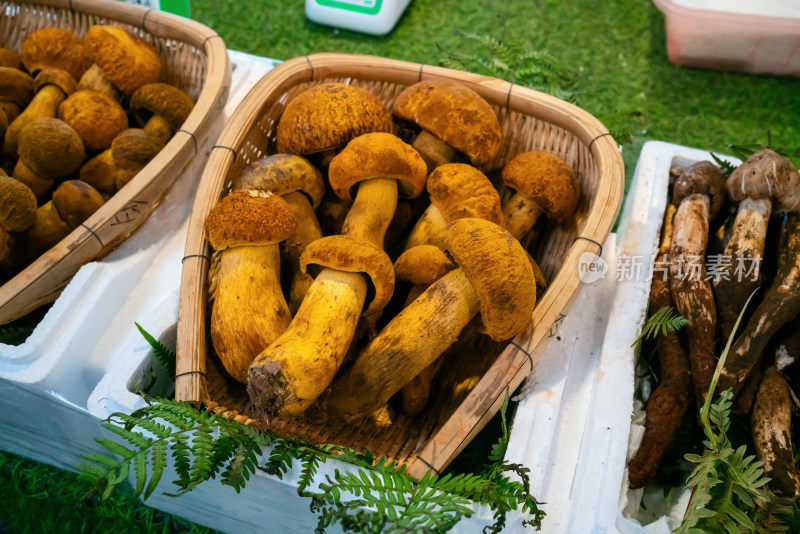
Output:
[
  {"xmin": 205, "ymin": 190, "xmax": 296, "ymax": 383},
  {"xmin": 247, "ymin": 132, "xmax": 427, "ymax": 417},
  {"xmin": 501, "ymin": 151, "xmax": 580, "ymax": 240},
  {"xmin": 312, "ymin": 218, "xmax": 536, "ymax": 424}
]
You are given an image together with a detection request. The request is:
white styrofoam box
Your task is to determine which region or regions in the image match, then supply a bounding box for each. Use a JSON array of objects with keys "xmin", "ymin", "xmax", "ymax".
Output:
[
  {"xmin": 653, "ymin": 0, "xmax": 800, "ymax": 77},
  {"xmin": 0, "ymin": 50, "xmax": 278, "ymax": 469},
  {"xmin": 612, "ymin": 141, "xmax": 741, "ymax": 533}
]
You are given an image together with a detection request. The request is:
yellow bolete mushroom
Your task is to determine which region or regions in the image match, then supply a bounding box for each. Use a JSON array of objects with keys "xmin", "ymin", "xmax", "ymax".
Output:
[
  {"xmin": 111, "ymin": 128, "xmax": 168, "ymax": 190},
  {"xmin": 17, "ymin": 180, "xmax": 104, "ymax": 264},
  {"xmin": 236, "ymin": 154, "xmax": 325, "ymax": 313},
  {"xmin": 58, "ymin": 90, "xmax": 128, "ymax": 153},
  {"xmin": 0, "ymin": 67, "xmax": 33, "ymax": 124},
  {"xmin": 392, "ymin": 244, "xmax": 456, "ymax": 416},
  {"xmin": 205, "ymin": 190, "xmax": 296, "ymax": 383},
  {"xmin": 0, "ymin": 48, "xmax": 21, "ymax": 69},
  {"xmin": 501, "ymin": 151, "xmax": 581, "ymax": 240},
  {"xmin": 393, "ymin": 80, "xmax": 501, "ymax": 171},
  {"xmin": 21, "ymin": 27, "xmax": 87, "ymax": 82},
  {"xmin": 0, "ymin": 174, "xmax": 37, "ymax": 232},
  {"xmin": 404, "ymin": 163, "xmax": 503, "ymax": 250},
  {"xmin": 13, "ymin": 117, "xmax": 85, "ymax": 202},
  {"xmin": 130, "ymin": 82, "xmax": 194, "ymax": 145},
  {"xmin": 247, "ymin": 132, "xmax": 427, "ymax": 417},
  {"xmin": 313, "ymin": 218, "xmax": 536, "ymax": 423},
  {"xmin": 4, "ymin": 68, "xmax": 76, "ymax": 158},
  {"xmin": 83, "ymin": 25, "xmax": 162, "ymax": 97}
]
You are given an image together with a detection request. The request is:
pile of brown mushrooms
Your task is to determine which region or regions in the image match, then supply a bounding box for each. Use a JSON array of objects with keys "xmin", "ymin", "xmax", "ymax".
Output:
[
  {"xmin": 0, "ymin": 26, "xmax": 194, "ymax": 281},
  {"xmin": 205, "ymin": 80, "xmax": 582, "ymax": 425},
  {"xmin": 628, "ymin": 150, "xmax": 800, "ymax": 502}
]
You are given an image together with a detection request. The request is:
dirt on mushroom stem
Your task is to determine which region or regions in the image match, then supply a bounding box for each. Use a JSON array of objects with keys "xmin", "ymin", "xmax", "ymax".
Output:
[{"xmin": 719, "ymin": 213, "xmax": 800, "ymax": 403}]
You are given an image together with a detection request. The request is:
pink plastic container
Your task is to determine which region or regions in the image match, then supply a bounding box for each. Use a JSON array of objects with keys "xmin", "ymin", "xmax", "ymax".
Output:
[{"xmin": 653, "ymin": 0, "xmax": 800, "ymax": 77}]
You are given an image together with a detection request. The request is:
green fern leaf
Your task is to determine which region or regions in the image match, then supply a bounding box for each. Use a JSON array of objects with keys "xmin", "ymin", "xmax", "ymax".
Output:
[
  {"xmin": 145, "ymin": 439, "xmax": 167, "ymax": 499},
  {"xmin": 135, "ymin": 322, "xmax": 176, "ymax": 377},
  {"xmin": 133, "ymin": 449, "xmax": 148, "ymax": 497},
  {"xmin": 632, "ymin": 306, "xmax": 689, "ymax": 354}
]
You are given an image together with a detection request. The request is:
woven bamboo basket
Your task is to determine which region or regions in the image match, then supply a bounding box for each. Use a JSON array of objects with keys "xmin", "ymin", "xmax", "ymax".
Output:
[
  {"xmin": 0, "ymin": 0, "xmax": 230, "ymax": 324},
  {"xmin": 176, "ymin": 53, "xmax": 624, "ymax": 478}
]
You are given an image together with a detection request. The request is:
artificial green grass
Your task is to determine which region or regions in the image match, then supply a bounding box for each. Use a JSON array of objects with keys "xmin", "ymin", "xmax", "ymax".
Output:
[{"xmin": 3, "ymin": 0, "xmax": 799, "ymax": 532}]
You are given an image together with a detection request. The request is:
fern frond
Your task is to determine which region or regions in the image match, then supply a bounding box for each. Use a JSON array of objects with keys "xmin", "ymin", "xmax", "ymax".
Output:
[
  {"xmin": 632, "ymin": 306, "xmax": 689, "ymax": 354},
  {"xmin": 135, "ymin": 323, "xmax": 176, "ymax": 377}
]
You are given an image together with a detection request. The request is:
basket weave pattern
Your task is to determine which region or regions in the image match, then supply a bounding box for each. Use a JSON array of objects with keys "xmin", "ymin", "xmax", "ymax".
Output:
[{"xmin": 177, "ymin": 54, "xmax": 623, "ymax": 476}]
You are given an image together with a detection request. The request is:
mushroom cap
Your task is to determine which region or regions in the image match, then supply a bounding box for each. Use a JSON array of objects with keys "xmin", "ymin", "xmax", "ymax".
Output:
[
  {"xmin": 673, "ymin": 161, "xmax": 727, "ymax": 218},
  {"xmin": 0, "ymin": 228, "xmax": 13, "ymax": 266},
  {"xmin": 111, "ymin": 128, "xmax": 164, "ymax": 189},
  {"xmin": 84, "ymin": 26, "xmax": 162, "ymax": 95},
  {"xmin": 237, "ymin": 154, "xmax": 325, "ymax": 208},
  {"xmin": 275, "ymin": 83, "xmax": 394, "ymax": 155},
  {"xmin": 21, "ymin": 27, "xmax": 88, "ymax": 81},
  {"xmin": 0, "ymin": 175, "xmax": 37, "ymax": 232},
  {"xmin": 393, "ymin": 245, "xmax": 455, "ymax": 285},
  {"xmin": 727, "ymin": 149, "xmax": 800, "ymax": 213},
  {"xmin": 18, "ymin": 118, "xmax": 85, "ymax": 178},
  {"xmin": 328, "ymin": 132, "xmax": 427, "ymax": 201},
  {"xmin": 0, "ymin": 48, "xmax": 21, "ymax": 69},
  {"xmin": 393, "ymin": 80, "xmax": 501, "ymax": 167},
  {"xmin": 427, "ymin": 163, "xmax": 503, "ymax": 224},
  {"xmin": 300, "ymin": 234, "xmax": 395, "ymax": 317},
  {"xmin": 0, "ymin": 67, "xmax": 34, "ymax": 107},
  {"xmin": 33, "ymin": 68, "xmax": 77, "ymax": 96},
  {"xmin": 79, "ymin": 149, "xmax": 117, "ymax": 196},
  {"xmin": 52, "ymin": 180, "xmax": 105, "ymax": 229},
  {"xmin": 205, "ymin": 190, "xmax": 296, "ymax": 250},
  {"xmin": 502, "ymin": 151, "xmax": 580, "ymax": 223},
  {"xmin": 59, "ymin": 90, "xmax": 128, "ymax": 152},
  {"xmin": 130, "ymin": 83, "xmax": 194, "ymax": 132},
  {"xmin": 442, "ymin": 218, "xmax": 536, "ymax": 341}
]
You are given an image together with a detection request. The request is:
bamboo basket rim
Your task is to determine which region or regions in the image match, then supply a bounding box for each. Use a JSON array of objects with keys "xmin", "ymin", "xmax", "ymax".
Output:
[
  {"xmin": 0, "ymin": 0, "xmax": 230, "ymax": 324},
  {"xmin": 176, "ymin": 53, "xmax": 625, "ymax": 477}
]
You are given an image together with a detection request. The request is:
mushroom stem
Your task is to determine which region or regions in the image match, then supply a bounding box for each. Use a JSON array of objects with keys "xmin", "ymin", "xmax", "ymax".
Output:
[
  {"xmin": 247, "ymin": 268, "xmax": 367, "ymax": 416},
  {"xmin": 313, "ymin": 268, "xmax": 480, "ymax": 423},
  {"xmin": 404, "ymin": 204, "xmax": 448, "ymax": 250},
  {"xmin": 752, "ymin": 365, "xmax": 800, "ymax": 500},
  {"xmin": 143, "ymin": 114, "xmax": 172, "ymax": 145},
  {"xmin": 341, "ymin": 177, "xmax": 398, "ymax": 247},
  {"xmin": 282, "ymin": 190, "xmax": 323, "ymax": 314},
  {"xmin": 12, "ymin": 160, "xmax": 54, "ymax": 203},
  {"xmin": 4, "ymin": 84, "xmax": 67, "ymax": 157},
  {"xmin": 502, "ymin": 191, "xmax": 543, "ymax": 240},
  {"xmin": 714, "ymin": 197, "xmax": 771, "ymax": 342},
  {"xmin": 0, "ymin": 103, "xmax": 20, "ymax": 124},
  {"xmin": 77, "ymin": 64, "xmax": 121, "ymax": 101},
  {"xmin": 670, "ymin": 193, "xmax": 717, "ymax": 414},
  {"xmin": 211, "ymin": 244, "xmax": 291, "ymax": 383},
  {"xmin": 719, "ymin": 213, "xmax": 800, "ymax": 400},
  {"xmin": 412, "ymin": 129, "xmax": 457, "ymax": 171}
]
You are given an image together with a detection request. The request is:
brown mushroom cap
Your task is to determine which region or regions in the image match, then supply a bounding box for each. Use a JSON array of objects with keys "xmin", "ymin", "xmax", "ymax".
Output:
[
  {"xmin": 79, "ymin": 149, "xmax": 117, "ymax": 196},
  {"xmin": 0, "ymin": 48, "xmax": 21, "ymax": 69},
  {"xmin": 84, "ymin": 26, "xmax": 162, "ymax": 95},
  {"xmin": 427, "ymin": 163, "xmax": 503, "ymax": 224},
  {"xmin": 33, "ymin": 68, "xmax": 77, "ymax": 96},
  {"xmin": 21, "ymin": 27, "xmax": 87, "ymax": 81},
  {"xmin": 276, "ymin": 83, "xmax": 394, "ymax": 155},
  {"xmin": 18, "ymin": 117, "xmax": 85, "ymax": 178},
  {"xmin": 328, "ymin": 132, "xmax": 427, "ymax": 201},
  {"xmin": 502, "ymin": 151, "xmax": 580, "ymax": 223},
  {"xmin": 394, "ymin": 245, "xmax": 455, "ymax": 285},
  {"xmin": 205, "ymin": 190, "xmax": 296, "ymax": 250},
  {"xmin": 0, "ymin": 67, "xmax": 34, "ymax": 107},
  {"xmin": 59, "ymin": 90, "xmax": 128, "ymax": 152},
  {"xmin": 52, "ymin": 180, "xmax": 105, "ymax": 229},
  {"xmin": 130, "ymin": 83, "xmax": 194, "ymax": 132},
  {"xmin": 0, "ymin": 228, "xmax": 13, "ymax": 267},
  {"xmin": 393, "ymin": 80, "xmax": 501, "ymax": 167},
  {"xmin": 111, "ymin": 128, "xmax": 164, "ymax": 189},
  {"xmin": 0, "ymin": 175, "xmax": 37, "ymax": 232},
  {"xmin": 673, "ymin": 161, "xmax": 727, "ymax": 217},
  {"xmin": 236, "ymin": 154, "xmax": 325, "ymax": 208},
  {"xmin": 442, "ymin": 218, "xmax": 536, "ymax": 341},
  {"xmin": 727, "ymin": 149, "xmax": 800, "ymax": 213},
  {"xmin": 300, "ymin": 234, "xmax": 395, "ymax": 317}
]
